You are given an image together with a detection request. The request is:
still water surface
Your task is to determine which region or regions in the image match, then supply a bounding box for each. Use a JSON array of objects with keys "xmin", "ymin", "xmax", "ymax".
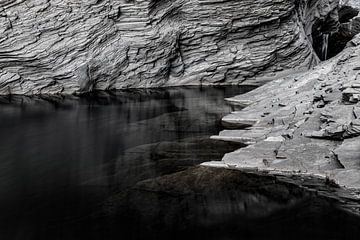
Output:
[
  {"xmin": 0, "ymin": 86, "xmax": 253, "ymax": 239},
  {"xmin": 1, "ymin": 86, "xmax": 360, "ymax": 240}
]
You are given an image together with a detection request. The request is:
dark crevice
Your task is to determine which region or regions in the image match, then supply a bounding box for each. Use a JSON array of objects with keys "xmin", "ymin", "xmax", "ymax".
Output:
[
  {"xmin": 312, "ymin": 9, "xmax": 339, "ymax": 61},
  {"xmin": 339, "ymin": 6, "xmax": 359, "ymax": 23},
  {"xmin": 327, "ymin": 28, "xmax": 354, "ymax": 59},
  {"xmin": 312, "ymin": 5, "xmax": 360, "ymax": 61}
]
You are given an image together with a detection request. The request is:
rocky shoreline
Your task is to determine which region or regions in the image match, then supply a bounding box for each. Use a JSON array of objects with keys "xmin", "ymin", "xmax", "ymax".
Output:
[
  {"xmin": 4, "ymin": 1, "xmax": 360, "ymax": 239},
  {"xmin": 202, "ymin": 31, "xmax": 360, "ymax": 204}
]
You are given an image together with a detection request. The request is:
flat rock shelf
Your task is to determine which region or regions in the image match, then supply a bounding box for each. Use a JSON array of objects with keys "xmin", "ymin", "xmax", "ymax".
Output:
[{"xmin": 202, "ymin": 34, "xmax": 360, "ymax": 212}]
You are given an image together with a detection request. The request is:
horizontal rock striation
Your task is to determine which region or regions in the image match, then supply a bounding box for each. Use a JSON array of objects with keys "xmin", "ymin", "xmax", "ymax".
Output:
[{"xmin": 0, "ymin": 0, "xmax": 339, "ymax": 95}]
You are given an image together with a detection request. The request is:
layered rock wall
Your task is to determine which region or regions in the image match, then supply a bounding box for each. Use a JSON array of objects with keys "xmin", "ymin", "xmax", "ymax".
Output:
[{"xmin": 0, "ymin": 0, "xmax": 339, "ymax": 95}]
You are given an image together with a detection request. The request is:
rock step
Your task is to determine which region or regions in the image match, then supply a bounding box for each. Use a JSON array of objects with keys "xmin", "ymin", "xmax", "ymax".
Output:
[
  {"xmin": 330, "ymin": 169, "xmax": 360, "ymax": 189},
  {"xmin": 222, "ymin": 111, "xmax": 260, "ymax": 129},
  {"xmin": 210, "ymin": 128, "xmax": 270, "ymax": 144},
  {"xmin": 224, "ymin": 97, "xmax": 254, "ymax": 107},
  {"xmin": 210, "ymin": 135, "xmax": 256, "ymax": 145},
  {"xmin": 334, "ymin": 136, "xmax": 360, "ymax": 169}
]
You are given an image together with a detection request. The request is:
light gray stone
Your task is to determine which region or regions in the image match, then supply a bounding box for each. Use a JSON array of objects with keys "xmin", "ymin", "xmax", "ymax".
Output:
[
  {"xmin": 204, "ymin": 33, "xmax": 360, "ymax": 193},
  {"xmin": 0, "ymin": 0, "xmax": 340, "ymax": 95}
]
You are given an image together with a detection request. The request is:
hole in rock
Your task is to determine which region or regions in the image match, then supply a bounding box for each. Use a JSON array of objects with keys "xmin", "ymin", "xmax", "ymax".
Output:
[{"xmin": 312, "ymin": 5, "xmax": 359, "ymax": 61}]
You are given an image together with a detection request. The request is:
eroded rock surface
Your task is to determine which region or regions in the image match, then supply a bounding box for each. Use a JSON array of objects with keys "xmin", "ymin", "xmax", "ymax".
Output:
[
  {"xmin": 203, "ymin": 34, "xmax": 360, "ymax": 194},
  {"xmin": 0, "ymin": 0, "xmax": 339, "ymax": 95}
]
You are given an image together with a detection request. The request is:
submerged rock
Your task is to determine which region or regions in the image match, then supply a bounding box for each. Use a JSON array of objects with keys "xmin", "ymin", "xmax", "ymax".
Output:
[{"xmin": 0, "ymin": 0, "xmax": 340, "ymax": 95}]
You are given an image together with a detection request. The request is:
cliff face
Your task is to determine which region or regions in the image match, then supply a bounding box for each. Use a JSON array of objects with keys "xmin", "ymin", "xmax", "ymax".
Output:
[{"xmin": 0, "ymin": 0, "xmax": 339, "ymax": 95}]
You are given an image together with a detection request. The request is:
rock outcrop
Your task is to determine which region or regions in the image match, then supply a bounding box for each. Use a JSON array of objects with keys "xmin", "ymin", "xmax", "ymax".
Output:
[
  {"xmin": 322, "ymin": 0, "xmax": 360, "ymax": 59},
  {"xmin": 340, "ymin": 0, "xmax": 360, "ymax": 9},
  {"xmin": 0, "ymin": 0, "xmax": 339, "ymax": 95},
  {"xmin": 203, "ymin": 33, "xmax": 360, "ymax": 195}
]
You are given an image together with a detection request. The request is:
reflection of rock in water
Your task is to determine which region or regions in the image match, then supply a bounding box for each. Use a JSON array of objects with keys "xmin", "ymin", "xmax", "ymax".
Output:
[
  {"xmin": 102, "ymin": 166, "xmax": 360, "ymax": 240},
  {"xmin": 0, "ymin": 86, "xmax": 257, "ymax": 240},
  {"xmin": 111, "ymin": 138, "xmax": 245, "ymax": 189}
]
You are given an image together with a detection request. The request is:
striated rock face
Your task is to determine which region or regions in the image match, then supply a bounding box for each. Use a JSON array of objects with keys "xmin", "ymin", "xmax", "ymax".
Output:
[{"xmin": 0, "ymin": 0, "xmax": 339, "ymax": 95}]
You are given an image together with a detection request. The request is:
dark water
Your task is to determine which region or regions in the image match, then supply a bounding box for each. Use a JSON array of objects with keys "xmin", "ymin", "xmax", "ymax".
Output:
[
  {"xmin": 1, "ymin": 86, "xmax": 360, "ymax": 240},
  {"xmin": 0, "ymin": 86, "xmax": 253, "ymax": 240}
]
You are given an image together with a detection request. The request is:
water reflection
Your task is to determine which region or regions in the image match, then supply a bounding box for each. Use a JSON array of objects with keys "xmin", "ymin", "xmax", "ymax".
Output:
[
  {"xmin": 105, "ymin": 167, "xmax": 360, "ymax": 240},
  {"xmin": 0, "ymin": 86, "xmax": 253, "ymax": 240},
  {"xmin": 1, "ymin": 86, "xmax": 359, "ymax": 240}
]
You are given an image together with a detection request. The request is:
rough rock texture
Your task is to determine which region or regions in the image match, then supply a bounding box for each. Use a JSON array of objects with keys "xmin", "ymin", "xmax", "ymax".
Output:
[
  {"xmin": 203, "ymin": 34, "xmax": 360, "ymax": 195},
  {"xmin": 323, "ymin": 0, "xmax": 360, "ymax": 59},
  {"xmin": 341, "ymin": 0, "xmax": 360, "ymax": 34},
  {"xmin": 340, "ymin": 0, "xmax": 360, "ymax": 9},
  {"xmin": 0, "ymin": 0, "xmax": 339, "ymax": 95}
]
